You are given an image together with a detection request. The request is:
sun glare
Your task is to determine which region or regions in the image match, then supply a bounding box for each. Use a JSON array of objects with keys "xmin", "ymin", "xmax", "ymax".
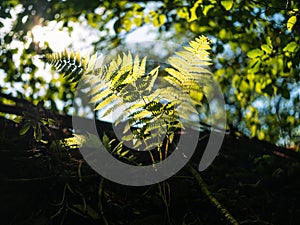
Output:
[{"xmin": 31, "ymin": 25, "xmax": 71, "ymax": 51}]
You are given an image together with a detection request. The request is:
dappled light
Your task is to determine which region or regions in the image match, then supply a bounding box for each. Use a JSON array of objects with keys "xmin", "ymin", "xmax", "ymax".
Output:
[
  {"xmin": 31, "ymin": 24, "xmax": 71, "ymax": 51},
  {"xmin": 0, "ymin": 1, "xmax": 299, "ymax": 225}
]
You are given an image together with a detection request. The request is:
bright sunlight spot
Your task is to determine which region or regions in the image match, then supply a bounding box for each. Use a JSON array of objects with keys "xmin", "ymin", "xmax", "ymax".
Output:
[{"xmin": 31, "ymin": 24, "xmax": 72, "ymax": 52}]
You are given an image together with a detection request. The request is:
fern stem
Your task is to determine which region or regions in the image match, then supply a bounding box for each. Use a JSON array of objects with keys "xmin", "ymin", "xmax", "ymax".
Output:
[
  {"xmin": 158, "ymin": 144, "xmax": 163, "ymax": 162},
  {"xmin": 187, "ymin": 164, "xmax": 240, "ymax": 225},
  {"xmin": 142, "ymin": 136, "xmax": 156, "ymax": 164},
  {"xmin": 165, "ymin": 138, "xmax": 169, "ymax": 160}
]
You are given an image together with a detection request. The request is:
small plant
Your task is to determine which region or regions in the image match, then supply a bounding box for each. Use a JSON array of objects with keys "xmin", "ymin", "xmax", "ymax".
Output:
[
  {"xmin": 43, "ymin": 36, "xmax": 213, "ymax": 164},
  {"xmin": 18, "ymin": 100, "xmax": 56, "ymax": 143}
]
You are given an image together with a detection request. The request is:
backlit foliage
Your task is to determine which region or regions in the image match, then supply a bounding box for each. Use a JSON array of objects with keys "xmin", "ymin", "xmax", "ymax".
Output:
[
  {"xmin": 44, "ymin": 36, "xmax": 213, "ymax": 160},
  {"xmin": 1, "ymin": 0, "xmax": 299, "ymax": 146}
]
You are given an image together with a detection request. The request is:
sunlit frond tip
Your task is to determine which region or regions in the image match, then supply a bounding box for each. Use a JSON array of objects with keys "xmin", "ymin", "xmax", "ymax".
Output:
[
  {"xmin": 183, "ymin": 35, "xmax": 212, "ymax": 62},
  {"xmin": 42, "ymin": 50, "xmax": 103, "ymax": 85}
]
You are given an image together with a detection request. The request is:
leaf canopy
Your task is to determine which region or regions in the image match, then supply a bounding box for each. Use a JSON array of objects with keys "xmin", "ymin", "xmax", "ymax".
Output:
[{"xmin": 1, "ymin": 0, "xmax": 299, "ymax": 146}]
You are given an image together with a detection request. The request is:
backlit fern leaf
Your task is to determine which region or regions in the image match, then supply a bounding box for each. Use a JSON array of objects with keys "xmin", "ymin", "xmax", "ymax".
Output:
[
  {"xmin": 86, "ymin": 52, "xmax": 155, "ymax": 121},
  {"xmin": 94, "ymin": 93, "xmax": 120, "ymax": 111},
  {"xmin": 43, "ymin": 50, "xmax": 101, "ymax": 86},
  {"xmin": 113, "ymin": 101, "xmax": 146, "ymax": 125},
  {"xmin": 146, "ymin": 86, "xmax": 199, "ymax": 129},
  {"xmin": 165, "ymin": 35, "xmax": 213, "ymax": 107},
  {"xmin": 44, "ymin": 35, "xmax": 213, "ymax": 164}
]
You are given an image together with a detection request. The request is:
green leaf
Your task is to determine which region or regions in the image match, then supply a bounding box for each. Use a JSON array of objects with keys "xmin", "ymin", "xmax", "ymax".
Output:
[
  {"xmin": 133, "ymin": 17, "xmax": 143, "ymax": 26},
  {"xmin": 177, "ymin": 7, "xmax": 189, "ymax": 19},
  {"xmin": 247, "ymin": 49, "xmax": 264, "ymax": 58},
  {"xmin": 19, "ymin": 122, "xmax": 31, "ymax": 135},
  {"xmin": 287, "ymin": 116, "xmax": 295, "ymax": 126},
  {"xmin": 258, "ymin": 131, "xmax": 265, "ymax": 140},
  {"xmin": 248, "ymin": 59, "xmax": 261, "ymax": 73},
  {"xmin": 168, "ymin": 132, "xmax": 174, "ymax": 143},
  {"xmin": 239, "ymin": 80, "xmax": 249, "ymax": 92},
  {"xmin": 13, "ymin": 116, "xmax": 23, "ymax": 123},
  {"xmin": 40, "ymin": 118, "xmax": 49, "ymax": 125},
  {"xmin": 47, "ymin": 118, "xmax": 56, "ymax": 125},
  {"xmin": 203, "ymin": 5, "xmax": 214, "ymax": 16},
  {"xmin": 120, "ymin": 150, "xmax": 130, "ymax": 157},
  {"xmin": 261, "ymin": 44, "xmax": 272, "ymax": 54},
  {"xmin": 287, "ymin": 16, "xmax": 297, "ymax": 31},
  {"xmin": 34, "ymin": 124, "xmax": 42, "ymax": 141},
  {"xmin": 266, "ymin": 36, "xmax": 272, "ymax": 47},
  {"xmin": 189, "ymin": 0, "xmax": 202, "ymax": 22},
  {"xmin": 102, "ymin": 133, "xmax": 111, "ymax": 150},
  {"xmin": 283, "ymin": 41, "xmax": 298, "ymax": 53},
  {"xmin": 124, "ymin": 19, "xmax": 132, "ymax": 31},
  {"xmin": 219, "ymin": 29, "xmax": 227, "ymax": 39},
  {"xmin": 153, "ymin": 14, "xmax": 166, "ymax": 27},
  {"xmin": 251, "ymin": 124, "xmax": 257, "ymax": 137},
  {"xmin": 221, "ymin": 0, "xmax": 233, "ymax": 11}
]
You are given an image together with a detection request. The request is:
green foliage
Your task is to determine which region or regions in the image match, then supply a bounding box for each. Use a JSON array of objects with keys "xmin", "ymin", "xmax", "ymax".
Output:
[
  {"xmin": 287, "ymin": 15, "xmax": 297, "ymax": 31},
  {"xmin": 46, "ymin": 36, "xmax": 212, "ymax": 162},
  {"xmin": 42, "ymin": 51, "xmax": 85, "ymax": 86},
  {"xmin": 1, "ymin": 0, "xmax": 299, "ymax": 146},
  {"xmin": 19, "ymin": 100, "xmax": 55, "ymax": 143},
  {"xmin": 42, "ymin": 50, "xmax": 100, "ymax": 87}
]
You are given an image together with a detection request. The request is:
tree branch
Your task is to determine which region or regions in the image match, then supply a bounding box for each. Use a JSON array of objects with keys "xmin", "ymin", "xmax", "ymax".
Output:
[{"xmin": 187, "ymin": 163, "xmax": 240, "ymax": 225}]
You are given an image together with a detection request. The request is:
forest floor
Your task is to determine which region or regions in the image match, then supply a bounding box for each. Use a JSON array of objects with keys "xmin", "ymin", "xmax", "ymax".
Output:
[{"xmin": 0, "ymin": 115, "xmax": 299, "ymax": 225}]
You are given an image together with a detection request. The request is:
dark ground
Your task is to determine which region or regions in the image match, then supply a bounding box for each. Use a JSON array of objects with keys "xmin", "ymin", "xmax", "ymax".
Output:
[{"xmin": 0, "ymin": 115, "xmax": 299, "ymax": 225}]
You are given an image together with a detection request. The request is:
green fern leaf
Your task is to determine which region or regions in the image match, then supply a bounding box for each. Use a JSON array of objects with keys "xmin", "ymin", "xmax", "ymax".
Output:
[
  {"xmin": 164, "ymin": 35, "xmax": 213, "ymax": 109},
  {"xmin": 90, "ymin": 88, "xmax": 113, "ymax": 104},
  {"xmin": 43, "ymin": 50, "xmax": 101, "ymax": 86},
  {"xmin": 44, "ymin": 35, "xmax": 214, "ymax": 165},
  {"xmin": 94, "ymin": 93, "xmax": 120, "ymax": 111}
]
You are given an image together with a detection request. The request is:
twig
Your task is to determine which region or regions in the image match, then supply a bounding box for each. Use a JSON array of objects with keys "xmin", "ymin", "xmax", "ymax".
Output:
[
  {"xmin": 187, "ymin": 164, "xmax": 240, "ymax": 225},
  {"xmin": 158, "ymin": 182, "xmax": 171, "ymax": 224},
  {"xmin": 0, "ymin": 174, "xmax": 100, "ymax": 183},
  {"xmin": 98, "ymin": 178, "xmax": 109, "ymax": 225}
]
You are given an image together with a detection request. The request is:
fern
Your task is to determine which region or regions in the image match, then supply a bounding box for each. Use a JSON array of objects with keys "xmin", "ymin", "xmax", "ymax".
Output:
[
  {"xmin": 165, "ymin": 36, "xmax": 213, "ymax": 107},
  {"xmin": 44, "ymin": 35, "xmax": 213, "ymax": 164},
  {"xmin": 43, "ymin": 50, "xmax": 101, "ymax": 86}
]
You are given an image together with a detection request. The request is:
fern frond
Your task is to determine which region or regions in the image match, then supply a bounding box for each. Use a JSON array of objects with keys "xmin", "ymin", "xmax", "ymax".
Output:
[
  {"xmin": 165, "ymin": 35, "xmax": 213, "ymax": 108},
  {"xmin": 90, "ymin": 88, "xmax": 114, "ymax": 104},
  {"xmin": 113, "ymin": 101, "xmax": 145, "ymax": 125},
  {"xmin": 148, "ymin": 87, "xmax": 181, "ymax": 102},
  {"xmin": 102, "ymin": 102, "xmax": 133, "ymax": 119},
  {"xmin": 109, "ymin": 52, "xmax": 133, "ymax": 88},
  {"xmin": 119, "ymin": 83, "xmax": 141, "ymax": 102},
  {"xmin": 94, "ymin": 93, "xmax": 120, "ymax": 111},
  {"xmin": 43, "ymin": 50, "xmax": 102, "ymax": 86},
  {"xmin": 135, "ymin": 66, "xmax": 159, "ymax": 94},
  {"xmin": 89, "ymin": 53, "xmax": 161, "ymax": 126},
  {"xmin": 143, "ymin": 141, "xmax": 164, "ymax": 152},
  {"xmin": 44, "ymin": 35, "xmax": 214, "ymax": 165},
  {"xmin": 88, "ymin": 79, "xmax": 111, "ymax": 98},
  {"xmin": 129, "ymin": 108, "xmax": 153, "ymax": 121},
  {"xmin": 143, "ymin": 119, "xmax": 168, "ymax": 134}
]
